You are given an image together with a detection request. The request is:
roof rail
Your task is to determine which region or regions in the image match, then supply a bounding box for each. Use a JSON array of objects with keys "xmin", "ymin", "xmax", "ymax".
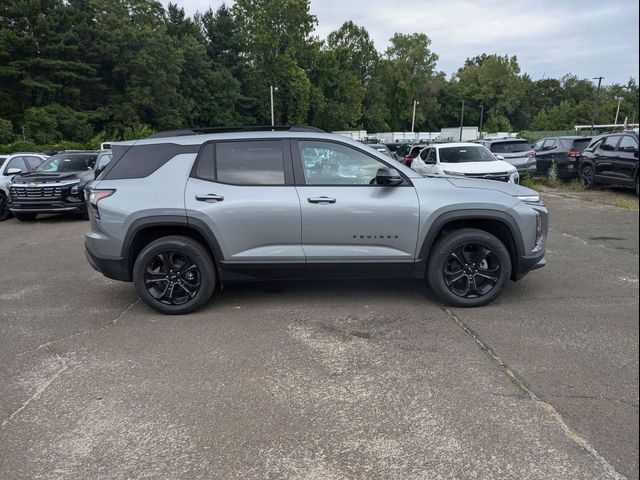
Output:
[{"xmin": 146, "ymin": 125, "xmax": 326, "ymax": 139}]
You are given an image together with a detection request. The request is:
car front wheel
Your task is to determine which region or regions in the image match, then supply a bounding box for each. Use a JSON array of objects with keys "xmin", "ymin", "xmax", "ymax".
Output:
[
  {"xmin": 427, "ymin": 228, "xmax": 512, "ymax": 308},
  {"xmin": 133, "ymin": 236, "xmax": 216, "ymax": 315}
]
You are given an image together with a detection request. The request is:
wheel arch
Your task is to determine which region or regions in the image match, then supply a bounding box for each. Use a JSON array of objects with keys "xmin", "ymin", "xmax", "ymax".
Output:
[
  {"xmin": 417, "ymin": 210, "xmax": 524, "ymax": 281},
  {"xmin": 122, "ymin": 216, "xmax": 223, "ymax": 278}
]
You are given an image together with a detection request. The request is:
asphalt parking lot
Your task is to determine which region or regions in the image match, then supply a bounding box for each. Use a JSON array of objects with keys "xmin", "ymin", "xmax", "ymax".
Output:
[{"xmin": 1, "ymin": 192, "xmax": 638, "ymax": 480}]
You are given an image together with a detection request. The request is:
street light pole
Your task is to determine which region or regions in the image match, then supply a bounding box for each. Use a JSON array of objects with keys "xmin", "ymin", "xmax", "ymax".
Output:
[
  {"xmin": 590, "ymin": 76, "xmax": 604, "ymax": 135},
  {"xmin": 411, "ymin": 100, "xmax": 419, "ymax": 134},
  {"xmin": 459, "ymin": 100, "xmax": 465, "ymax": 141},
  {"xmin": 478, "ymin": 104, "xmax": 484, "ymax": 139},
  {"xmin": 270, "ymin": 85, "xmax": 277, "ymax": 127},
  {"xmin": 614, "ymin": 97, "xmax": 622, "ymax": 125}
]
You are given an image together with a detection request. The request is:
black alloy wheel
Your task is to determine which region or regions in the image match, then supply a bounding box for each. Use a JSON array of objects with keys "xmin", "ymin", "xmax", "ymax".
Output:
[
  {"xmin": 427, "ymin": 228, "xmax": 511, "ymax": 308},
  {"xmin": 133, "ymin": 235, "xmax": 216, "ymax": 315},
  {"xmin": 580, "ymin": 164, "xmax": 595, "ymax": 189},
  {"xmin": 0, "ymin": 194, "xmax": 10, "ymax": 221},
  {"xmin": 443, "ymin": 244, "xmax": 501, "ymax": 298},
  {"xmin": 143, "ymin": 251, "xmax": 202, "ymax": 306}
]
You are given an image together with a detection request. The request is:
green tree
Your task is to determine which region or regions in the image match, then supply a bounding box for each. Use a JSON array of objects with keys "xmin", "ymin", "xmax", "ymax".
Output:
[{"xmin": 0, "ymin": 119, "xmax": 14, "ymax": 144}]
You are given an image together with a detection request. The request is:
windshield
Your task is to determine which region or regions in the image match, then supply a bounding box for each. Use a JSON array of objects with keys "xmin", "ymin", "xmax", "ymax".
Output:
[
  {"xmin": 439, "ymin": 146, "xmax": 496, "ymax": 163},
  {"xmin": 489, "ymin": 141, "xmax": 531, "ymax": 154},
  {"xmin": 37, "ymin": 154, "xmax": 97, "ymax": 172},
  {"xmin": 374, "ymin": 147, "xmax": 392, "ymax": 157}
]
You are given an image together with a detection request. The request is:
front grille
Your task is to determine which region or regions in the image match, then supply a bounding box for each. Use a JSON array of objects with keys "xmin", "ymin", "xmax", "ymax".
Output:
[
  {"xmin": 10, "ymin": 185, "xmax": 63, "ymax": 199},
  {"xmin": 464, "ymin": 172, "xmax": 512, "ymax": 183}
]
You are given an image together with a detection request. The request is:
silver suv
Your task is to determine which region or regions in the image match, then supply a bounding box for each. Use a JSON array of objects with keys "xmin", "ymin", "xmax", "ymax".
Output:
[{"xmin": 85, "ymin": 126, "xmax": 548, "ymax": 315}]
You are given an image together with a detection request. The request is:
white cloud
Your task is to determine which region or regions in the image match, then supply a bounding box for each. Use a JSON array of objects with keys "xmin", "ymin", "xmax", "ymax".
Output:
[{"xmin": 167, "ymin": 0, "xmax": 639, "ymax": 84}]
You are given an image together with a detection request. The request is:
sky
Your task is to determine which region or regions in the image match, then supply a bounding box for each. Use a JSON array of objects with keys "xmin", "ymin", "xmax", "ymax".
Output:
[{"xmin": 166, "ymin": 0, "xmax": 639, "ymax": 85}]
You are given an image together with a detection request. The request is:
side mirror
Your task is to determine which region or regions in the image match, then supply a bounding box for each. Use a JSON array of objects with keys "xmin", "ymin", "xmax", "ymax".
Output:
[
  {"xmin": 495, "ymin": 155, "xmax": 505, "ymax": 160},
  {"xmin": 376, "ymin": 167, "xmax": 403, "ymax": 186},
  {"xmin": 7, "ymin": 168, "xmax": 22, "ymax": 175}
]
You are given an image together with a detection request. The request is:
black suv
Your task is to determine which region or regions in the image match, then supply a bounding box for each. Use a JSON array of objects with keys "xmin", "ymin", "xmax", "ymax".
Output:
[
  {"xmin": 578, "ymin": 131, "xmax": 639, "ymax": 195},
  {"xmin": 532, "ymin": 136, "xmax": 591, "ymax": 181},
  {"xmin": 8, "ymin": 151, "xmax": 99, "ymax": 220}
]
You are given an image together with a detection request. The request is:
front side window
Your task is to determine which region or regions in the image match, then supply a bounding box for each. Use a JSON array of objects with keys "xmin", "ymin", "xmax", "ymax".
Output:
[
  {"xmin": 5, "ymin": 156, "xmax": 27, "ymax": 174},
  {"xmin": 532, "ymin": 141, "xmax": 544, "ymax": 152},
  {"xmin": 438, "ymin": 146, "xmax": 496, "ymax": 163},
  {"xmin": 299, "ymin": 141, "xmax": 387, "ymax": 185},
  {"xmin": 38, "ymin": 154, "xmax": 96, "ymax": 172},
  {"xmin": 425, "ymin": 148, "xmax": 436, "ymax": 164},
  {"xmin": 419, "ymin": 148, "xmax": 431, "ymax": 161},
  {"xmin": 600, "ymin": 136, "xmax": 620, "ymax": 151},
  {"xmin": 216, "ymin": 141, "xmax": 285, "ymax": 185},
  {"xmin": 542, "ymin": 139, "xmax": 557, "ymax": 150}
]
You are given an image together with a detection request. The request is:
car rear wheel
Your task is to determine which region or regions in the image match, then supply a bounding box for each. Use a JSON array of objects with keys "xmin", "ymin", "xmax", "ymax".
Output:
[
  {"xmin": 14, "ymin": 212, "xmax": 37, "ymax": 221},
  {"xmin": 133, "ymin": 235, "xmax": 216, "ymax": 315},
  {"xmin": 580, "ymin": 164, "xmax": 596, "ymax": 189},
  {"xmin": 0, "ymin": 193, "xmax": 10, "ymax": 221},
  {"xmin": 427, "ymin": 228, "xmax": 512, "ymax": 308}
]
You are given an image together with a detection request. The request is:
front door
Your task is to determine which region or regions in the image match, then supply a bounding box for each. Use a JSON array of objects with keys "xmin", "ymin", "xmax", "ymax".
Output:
[
  {"xmin": 595, "ymin": 135, "xmax": 620, "ymax": 179},
  {"xmin": 293, "ymin": 139, "xmax": 420, "ymax": 276}
]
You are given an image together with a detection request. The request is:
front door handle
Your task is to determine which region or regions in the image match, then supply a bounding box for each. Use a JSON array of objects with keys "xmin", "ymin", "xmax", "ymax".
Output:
[
  {"xmin": 307, "ymin": 196, "xmax": 336, "ymax": 204},
  {"xmin": 195, "ymin": 194, "xmax": 224, "ymax": 202}
]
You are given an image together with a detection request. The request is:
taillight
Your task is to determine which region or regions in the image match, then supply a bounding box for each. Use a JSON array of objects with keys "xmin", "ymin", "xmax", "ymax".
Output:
[
  {"xmin": 567, "ymin": 150, "xmax": 579, "ymax": 157},
  {"xmin": 89, "ymin": 189, "xmax": 115, "ymax": 219},
  {"xmin": 526, "ymin": 151, "xmax": 535, "ymax": 157}
]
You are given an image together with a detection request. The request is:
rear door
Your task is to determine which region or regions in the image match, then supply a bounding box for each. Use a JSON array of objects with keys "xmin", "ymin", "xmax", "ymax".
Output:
[
  {"xmin": 184, "ymin": 139, "xmax": 304, "ymax": 267},
  {"xmin": 293, "ymin": 139, "xmax": 420, "ymax": 276}
]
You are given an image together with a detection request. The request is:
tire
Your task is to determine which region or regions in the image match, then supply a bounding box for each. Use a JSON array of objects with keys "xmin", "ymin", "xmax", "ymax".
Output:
[
  {"xmin": 80, "ymin": 205, "xmax": 90, "ymax": 220},
  {"xmin": 427, "ymin": 228, "xmax": 512, "ymax": 308},
  {"xmin": 133, "ymin": 235, "xmax": 216, "ymax": 315},
  {"xmin": 580, "ymin": 164, "xmax": 596, "ymax": 189},
  {"xmin": 14, "ymin": 212, "xmax": 37, "ymax": 221},
  {"xmin": 0, "ymin": 193, "xmax": 10, "ymax": 221}
]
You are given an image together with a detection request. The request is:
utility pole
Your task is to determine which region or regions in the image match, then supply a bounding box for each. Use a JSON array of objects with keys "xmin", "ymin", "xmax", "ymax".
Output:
[
  {"xmin": 614, "ymin": 97, "xmax": 622, "ymax": 125},
  {"xmin": 478, "ymin": 104, "xmax": 484, "ymax": 139},
  {"xmin": 590, "ymin": 76, "xmax": 604, "ymax": 135},
  {"xmin": 459, "ymin": 100, "xmax": 465, "ymax": 141},
  {"xmin": 270, "ymin": 85, "xmax": 278, "ymax": 127},
  {"xmin": 411, "ymin": 100, "xmax": 420, "ymax": 134},
  {"xmin": 21, "ymin": 125, "xmax": 26, "ymax": 141}
]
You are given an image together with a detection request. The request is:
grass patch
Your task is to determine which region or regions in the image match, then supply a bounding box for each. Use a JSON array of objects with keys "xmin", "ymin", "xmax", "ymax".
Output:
[{"xmin": 614, "ymin": 198, "xmax": 639, "ymax": 210}]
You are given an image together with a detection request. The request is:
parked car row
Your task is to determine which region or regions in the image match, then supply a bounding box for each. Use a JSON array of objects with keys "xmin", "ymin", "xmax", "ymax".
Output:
[
  {"xmin": 385, "ymin": 130, "xmax": 638, "ymax": 195},
  {"xmin": 0, "ymin": 148, "xmax": 113, "ymax": 222}
]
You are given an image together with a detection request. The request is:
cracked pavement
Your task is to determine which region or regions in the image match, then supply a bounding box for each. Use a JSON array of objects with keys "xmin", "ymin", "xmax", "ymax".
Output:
[{"xmin": 0, "ymin": 191, "xmax": 638, "ymax": 479}]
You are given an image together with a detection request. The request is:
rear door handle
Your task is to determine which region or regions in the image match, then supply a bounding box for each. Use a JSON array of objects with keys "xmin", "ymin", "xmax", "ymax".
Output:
[
  {"xmin": 307, "ymin": 196, "xmax": 336, "ymax": 204},
  {"xmin": 195, "ymin": 194, "xmax": 224, "ymax": 202}
]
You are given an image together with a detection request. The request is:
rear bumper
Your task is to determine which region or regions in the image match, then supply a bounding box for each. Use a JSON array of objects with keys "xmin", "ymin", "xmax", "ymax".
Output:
[{"xmin": 85, "ymin": 247, "xmax": 131, "ymax": 282}]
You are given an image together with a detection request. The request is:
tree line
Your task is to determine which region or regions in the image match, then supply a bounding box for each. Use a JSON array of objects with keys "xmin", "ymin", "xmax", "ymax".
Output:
[{"xmin": 0, "ymin": 0, "xmax": 638, "ymax": 149}]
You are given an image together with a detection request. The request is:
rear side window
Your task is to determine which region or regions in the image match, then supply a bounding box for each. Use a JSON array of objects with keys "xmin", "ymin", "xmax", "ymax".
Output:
[
  {"xmin": 618, "ymin": 136, "xmax": 638, "ymax": 150},
  {"xmin": 216, "ymin": 141, "xmax": 285, "ymax": 185},
  {"xmin": 490, "ymin": 141, "xmax": 531, "ymax": 153},
  {"xmin": 571, "ymin": 139, "xmax": 590, "ymax": 151},
  {"xmin": 26, "ymin": 156, "xmax": 45, "ymax": 170},
  {"xmin": 102, "ymin": 143, "xmax": 199, "ymax": 180}
]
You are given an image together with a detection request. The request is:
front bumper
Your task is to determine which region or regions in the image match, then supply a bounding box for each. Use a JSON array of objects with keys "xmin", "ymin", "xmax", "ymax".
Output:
[
  {"xmin": 9, "ymin": 200, "xmax": 86, "ymax": 215},
  {"xmin": 513, "ymin": 252, "xmax": 546, "ymax": 281}
]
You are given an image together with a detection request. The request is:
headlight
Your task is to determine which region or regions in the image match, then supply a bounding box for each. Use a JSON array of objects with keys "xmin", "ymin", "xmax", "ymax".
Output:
[
  {"xmin": 70, "ymin": 185, "xmax": 79, "ymax": 195},
  {"xmin": 442, "ymin": 170, "xmax": 464, "ymax": 176},
  {"xmin": 515, "ymin": 194, "xmax": 541, "ymax": 204},
  {"xmin": 510, "ymin": 171, "xmax": 520, "ymax": 184}
]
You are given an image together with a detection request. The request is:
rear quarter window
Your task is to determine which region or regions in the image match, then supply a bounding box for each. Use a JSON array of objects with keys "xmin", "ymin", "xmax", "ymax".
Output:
[
  {"xmin": 490, "ymin": 141, "xmax": 531, "ymax": 154},
  {"xmin": 102, "ymin": 143, "xmax": 199, "ymax": 180}
]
